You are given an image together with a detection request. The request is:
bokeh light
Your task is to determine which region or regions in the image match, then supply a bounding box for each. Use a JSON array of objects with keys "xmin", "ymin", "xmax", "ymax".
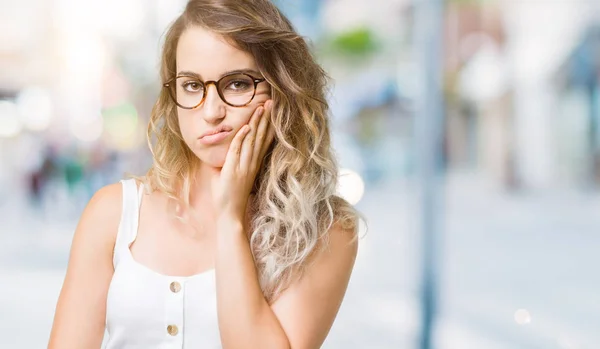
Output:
[
  {"xmin": 102, "ymin": 102, "xmax": 141, "ymax": 150},
  {"xmin": 514, "ymin": 309, "xmax": 532, "ymax": 325},
  {"xmin": 0, "ymin": 100, "xmax": 22, "ymax": 138},
  {"xmin": 69, "ymin": 114, "xmax": 103, "ymax": 143},
  {"xmin": 16, "ymin": 87, "xmax": 54, "ymax": 132},
  {"xmin": 337, "ymin": 167, "xmax": 365, "ymax": 205}
]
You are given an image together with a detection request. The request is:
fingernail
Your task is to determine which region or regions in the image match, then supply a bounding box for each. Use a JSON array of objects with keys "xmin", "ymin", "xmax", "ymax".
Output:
[{"xmin": 258, "ymin": 107, "xmax": 264, "ymax": 116}]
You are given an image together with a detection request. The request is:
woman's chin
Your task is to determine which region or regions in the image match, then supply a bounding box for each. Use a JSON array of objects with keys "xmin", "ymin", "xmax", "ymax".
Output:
[{"xmin": 197, "ymin": 150, "xmax": 227, "ymax": 168}]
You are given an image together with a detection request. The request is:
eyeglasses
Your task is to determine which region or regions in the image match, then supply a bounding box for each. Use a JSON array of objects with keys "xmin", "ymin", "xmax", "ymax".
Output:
[{"xmin": 163, "ymin": 72, "xmax": 266, "ymax": 109}]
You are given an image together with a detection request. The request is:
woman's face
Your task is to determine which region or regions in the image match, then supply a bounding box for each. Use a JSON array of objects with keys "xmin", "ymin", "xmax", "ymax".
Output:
[{"xmin": 175, "ymin": 26, "xmax": 270, "ymax": 168}]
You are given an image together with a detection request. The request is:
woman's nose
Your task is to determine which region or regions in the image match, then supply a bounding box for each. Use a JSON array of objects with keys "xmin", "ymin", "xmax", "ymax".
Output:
[{"xmin": 201, "ymin": 84, "xmax": 225, "ymax": 124}]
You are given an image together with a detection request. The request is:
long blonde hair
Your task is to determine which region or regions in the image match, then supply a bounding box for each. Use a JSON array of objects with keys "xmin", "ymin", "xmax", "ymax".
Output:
[{"xmin": 144, "ymin": 0, "xmax": 363, "ymax": 303}]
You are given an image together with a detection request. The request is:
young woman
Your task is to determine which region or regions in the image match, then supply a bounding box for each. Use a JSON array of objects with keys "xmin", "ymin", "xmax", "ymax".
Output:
[{"xmin": 48, "ymin": 0, "xmax": 363, "ymax": 348}]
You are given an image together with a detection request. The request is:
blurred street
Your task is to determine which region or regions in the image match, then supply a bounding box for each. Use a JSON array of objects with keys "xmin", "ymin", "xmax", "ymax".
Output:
[
  {"xmin": 3, "ymin": 0, "xmax": 600, "ymax": 348},
  {"xmin": 1, "ymin": 172, "xmax": 599, "ymax": 349}
]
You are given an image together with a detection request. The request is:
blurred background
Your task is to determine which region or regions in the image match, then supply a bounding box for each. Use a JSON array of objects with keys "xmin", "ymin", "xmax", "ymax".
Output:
[{"xmin": 1, "ymin": 0, "xmax": 599, "ymax": 348}]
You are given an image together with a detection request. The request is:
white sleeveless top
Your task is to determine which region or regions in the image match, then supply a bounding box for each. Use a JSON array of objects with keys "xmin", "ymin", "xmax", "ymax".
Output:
[{"xmin": 104, "ymin": 179, "xmax": 222, "ymax": 348}]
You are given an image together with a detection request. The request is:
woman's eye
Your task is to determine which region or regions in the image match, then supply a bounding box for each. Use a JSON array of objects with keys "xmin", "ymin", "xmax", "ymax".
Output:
[
  {"xmin": 228, "ymin": 81, "xmax": 250, "ymax": 90},
  {"xmin": 182, "ymin": 81, "xmax": 202, "ymax": 92}
]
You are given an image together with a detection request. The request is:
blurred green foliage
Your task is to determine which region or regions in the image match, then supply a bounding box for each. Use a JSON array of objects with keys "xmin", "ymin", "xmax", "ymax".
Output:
[{"xmin": 323, "ymin": 27, "xmax": 379, "ymax": 57}]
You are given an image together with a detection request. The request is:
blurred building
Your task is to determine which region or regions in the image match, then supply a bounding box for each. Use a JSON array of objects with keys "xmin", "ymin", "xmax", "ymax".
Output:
[
  {"xmin": 555, "ymin": 26, "xmax": 600, "ymax": 187},
  {"xmin": 442, "ymin": 0, "xmax": 600, "ymax": 191}
]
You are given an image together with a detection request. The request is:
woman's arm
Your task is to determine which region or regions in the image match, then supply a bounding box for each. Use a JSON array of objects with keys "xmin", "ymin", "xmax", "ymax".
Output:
[
  {"xmin": 215, "ymin": 220, "xmax": 358, "ymax": 349},
  {"xmin": 215, "ymin": 218, "xmax": 290, "ymax": 349},
  {"xmin": 48, "ymin": 183, "xmax": 122, "ymax": 349}
]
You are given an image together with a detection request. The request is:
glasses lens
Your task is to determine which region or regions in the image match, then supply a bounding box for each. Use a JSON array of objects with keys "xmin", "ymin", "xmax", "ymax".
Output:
[
  {"xmin": 219, "ymin": 74, "xmax": 255, "ymax": 106},
  {"xmin": 174, "ymin": 77, "xmax": 204, "ymax": 108}
]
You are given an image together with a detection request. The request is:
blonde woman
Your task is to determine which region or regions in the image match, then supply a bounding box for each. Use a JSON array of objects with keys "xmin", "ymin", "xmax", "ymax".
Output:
[{"xmin": 49, "ymin": 0, "xmax": 363, "ymax": 348}]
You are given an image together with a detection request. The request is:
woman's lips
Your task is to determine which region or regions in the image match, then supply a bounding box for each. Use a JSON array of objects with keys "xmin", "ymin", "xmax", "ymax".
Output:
[{"xmin": 199, "ymin": 130, "xmax": 232, "ymax": 145}]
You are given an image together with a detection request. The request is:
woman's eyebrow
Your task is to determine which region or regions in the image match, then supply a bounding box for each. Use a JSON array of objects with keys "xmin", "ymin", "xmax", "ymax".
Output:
[
  {"xmin": 220, "ymin": 69, "xmax": 262, "ymax": 77},
  {"xmin": 176, "ymin": 70, "xmax": 201, "ymax": 78},
  {"xmin": 176, "ymin": 68, "xmax": 262, "ymax": 79}
]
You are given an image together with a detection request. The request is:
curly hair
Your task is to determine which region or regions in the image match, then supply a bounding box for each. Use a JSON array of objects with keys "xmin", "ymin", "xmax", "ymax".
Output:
[{"xmin": 143, "ymin": 0, "xmax": 364, "ymax": 303}]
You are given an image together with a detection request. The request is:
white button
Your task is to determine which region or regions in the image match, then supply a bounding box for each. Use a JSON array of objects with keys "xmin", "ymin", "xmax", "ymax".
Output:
[
  {"xmin": 167, "ymin": 324, "xmax": 179, "ymax": 336},
  {"xmin": 170, "ymin": 281, "xmax": 181, "ymax": 293}
]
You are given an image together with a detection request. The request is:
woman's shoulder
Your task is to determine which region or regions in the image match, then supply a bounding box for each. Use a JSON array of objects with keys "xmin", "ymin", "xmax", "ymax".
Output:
[
  {"xmin": 88, "ymin": 181, "xmax": 124, "ymax": 214},
  {"xmin": 86, "ymin": 176, "xmax": 147, "ymax": 219},
  {"xmin": 79, "ymin": 182, "xmax": 124, "ymax": 238},
  {"xmin": 65, "ymin": 181, "xmax": 125, "ymax": 262}
]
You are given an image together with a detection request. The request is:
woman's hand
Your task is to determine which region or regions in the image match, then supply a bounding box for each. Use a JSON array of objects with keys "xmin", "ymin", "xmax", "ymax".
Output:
[{"xmin": 212, "ymin": 100, "xmax": 275, "ymax": 226}]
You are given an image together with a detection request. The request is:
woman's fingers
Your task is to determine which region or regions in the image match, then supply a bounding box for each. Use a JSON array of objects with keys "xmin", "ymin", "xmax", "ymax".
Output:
[
  {"xmin": 239, "ymin": 105, "xmax": 264, "ymax": 170},
  {"xmin": 252, "ymin": 101, "xmax": 271, "ymax": 165},
  {"xmin": 225, "ymin": 124, "xmax": 250, "ymax": 172}
]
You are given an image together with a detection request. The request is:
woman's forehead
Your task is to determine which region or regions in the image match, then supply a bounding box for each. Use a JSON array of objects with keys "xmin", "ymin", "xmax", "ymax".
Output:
[{"xmin": 176, "ymin": 26, "xmax": 257, "ymax": 80}]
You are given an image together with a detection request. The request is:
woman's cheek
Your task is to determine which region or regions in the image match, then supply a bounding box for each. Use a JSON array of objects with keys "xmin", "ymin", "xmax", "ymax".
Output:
[{"xmin": 178, "ymin": 124, "xmax": 196, "ymax": 148}]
